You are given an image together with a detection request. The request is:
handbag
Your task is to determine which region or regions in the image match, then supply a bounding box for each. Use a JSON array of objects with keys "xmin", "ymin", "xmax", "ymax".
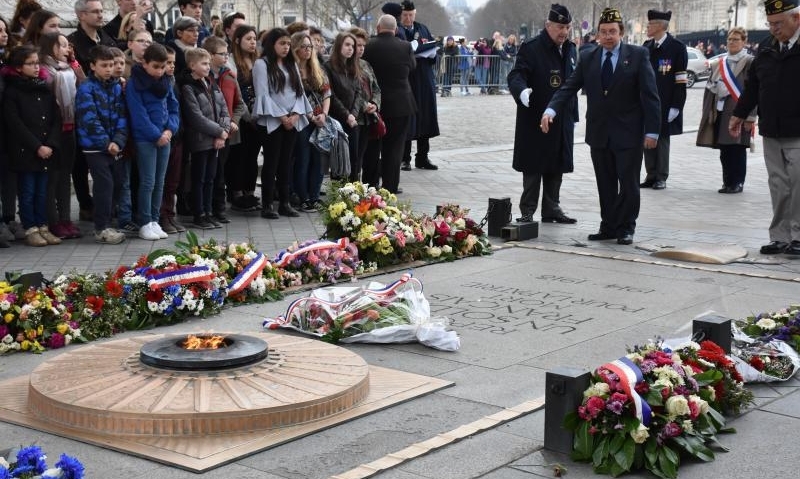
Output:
[{"xmin": 368, "ymin": 111, "xmax": 387, "ymax": 140}]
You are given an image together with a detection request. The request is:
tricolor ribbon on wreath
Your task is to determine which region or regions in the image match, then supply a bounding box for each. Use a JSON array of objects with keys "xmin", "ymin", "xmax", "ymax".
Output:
[
  {"xmin": 601, "ymin": 356, "xmax": 653, "ymax": 427},
  {"xmin": 272, "ymin": 237, "xmax": 350, "ymax": 267},
  {"xmin": 226, "ymin": 252, "xmax": 268, "ymax": 296},
  {"xmin": 147, "ymin": 265, "xmax": 215, "ymax": 291}
]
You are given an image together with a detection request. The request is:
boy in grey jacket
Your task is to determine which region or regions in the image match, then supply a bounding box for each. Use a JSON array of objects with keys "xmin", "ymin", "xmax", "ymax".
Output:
[{"xmin": 180, "ymin": 47, "xmax": 231, "ymax": 230}]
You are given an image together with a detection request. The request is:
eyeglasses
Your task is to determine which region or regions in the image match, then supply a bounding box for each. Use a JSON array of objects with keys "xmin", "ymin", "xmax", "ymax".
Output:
[
  {"xmin": 214, "ymin": 52, "xmax": 230, "ymax": 57},
  {"xmin": 299, "ymin": 45, "xmax": 313, "ymax": 50},
  {"xmin": 134, "ymin": 39, "xmax": 152, "ymax": 45}
]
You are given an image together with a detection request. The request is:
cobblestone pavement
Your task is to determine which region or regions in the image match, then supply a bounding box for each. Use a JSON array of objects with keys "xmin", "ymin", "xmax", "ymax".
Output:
[{"xmin": 2, "ymin": 82, "xmax": 798, "ymax": 280}]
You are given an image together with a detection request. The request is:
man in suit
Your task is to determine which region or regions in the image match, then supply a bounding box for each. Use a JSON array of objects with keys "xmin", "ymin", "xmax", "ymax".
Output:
[
  {"xmin": 730, "ymin": 0, "xmax": 800, "ymax": 255},
  {"xmin": 507, "ymin": 3, "xmax": 579, "ymax": 224},
  {"xmin": 362, "ymin": 14, "xmax": 417, "ymax": 194},
  {"xmin": 640, "ymin": 9, "xmax": 688, "ymax": 190},
  {"xmin": 541, "ymin": 7, "xmax": 660, "ymax": 245}
]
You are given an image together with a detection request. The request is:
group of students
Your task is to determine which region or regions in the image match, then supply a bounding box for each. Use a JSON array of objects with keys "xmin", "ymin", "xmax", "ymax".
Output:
[{"xmin": 0, "ymin": 7, "xmax": 383, "ymax": 248}]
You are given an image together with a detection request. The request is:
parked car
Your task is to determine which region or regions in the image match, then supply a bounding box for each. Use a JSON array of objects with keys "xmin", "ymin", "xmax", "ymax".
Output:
[{"xmin": 686, "ymin": 47, "xmax": 711, "ymax": 87}]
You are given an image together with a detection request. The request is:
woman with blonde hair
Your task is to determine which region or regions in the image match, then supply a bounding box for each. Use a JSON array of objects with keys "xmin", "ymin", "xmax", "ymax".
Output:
[
  {"xmin": 291, "ymin": 31, "xmax": 330, "ymax": 212},
  {"xmin": 696, "ymin": 26, "xmax": 756, "ymax": 194},
  {"xmin": 117, "ymin": 11, "xmax": 145, "ymax": 43},
  {"xmin": 324, "ymin": 32, "xmax": 362, "ymax": 180}
]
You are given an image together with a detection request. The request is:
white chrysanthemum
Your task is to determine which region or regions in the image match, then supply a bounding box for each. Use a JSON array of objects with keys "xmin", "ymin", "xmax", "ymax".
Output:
[
  {"xmin": 244, "ymin": 250, "xmax": 258, "ymax": 260},
  {"xmin": 53, "ymin": 274, "xmax": 68, "ymax": 286},
  {"xmin": 442, "ymin": 245, "xmax": 453, "ymax": 254},
  {"xmin": 682, "ymin": 419, "xmax": 694, "ymax": 433},
  {"xmin": 152, "ymin": 255, "xmax": 177, "ymax": 268},
  {"xmin": 65, "ymin": 334, "xmax": 72, "ymax": 345},
  {"xmin": 147, "ymin": 301, "xmax": 159, "ymax": 312},
  {"xmin": 583, "ymin": 382, "xmax": 611, "ymax": 398},
  {"xmin": 756, "ymin": 317, "xmax": 778, "ymax": 330},
  {"xmin": 673, "ymin": 341, "xmax": 701, "ymax": 351},
  {"xmin": 0, "ymin": 300, "xmax": 10, "ymax": 311},
  {"xmin": 2, "ymin": 334, "xmax": 13, "ymax": 344}
]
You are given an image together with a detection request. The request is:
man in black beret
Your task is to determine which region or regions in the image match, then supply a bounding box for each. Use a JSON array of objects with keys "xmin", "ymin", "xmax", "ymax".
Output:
[
  {"xmin": 507, "ymin": 3, "xmax": 579, "ymax": 224},
  {"xmin": 640, "ymin": 9, "xmax": 688, "ymax": 191},
  {"xmin": 541, "ymin": 7, "xmax": 661, "ymax": 245},
  {"xmin": 730, "ymin": 0, "xmax": 800, "ymax": 255}
]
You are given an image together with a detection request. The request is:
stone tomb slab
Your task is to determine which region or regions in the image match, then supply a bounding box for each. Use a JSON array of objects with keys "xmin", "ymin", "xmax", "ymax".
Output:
[
  {"xmin": 0, "ymin": 333, "xmax": 452, "ymax": 473},
  {"xmin": 422, "ymin": 249, "xmax": 730, "ymax": 369}
]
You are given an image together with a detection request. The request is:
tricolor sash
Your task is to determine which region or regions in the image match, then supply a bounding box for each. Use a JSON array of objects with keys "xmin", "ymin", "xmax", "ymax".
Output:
[
  {"xmin": 601, "ymin": 357, "xmax": 653, "ymax": 427},
  {"xmin": 147, "ymin": 265, "xmax": 215, "ymax": 290},
  {"xmin": 226, "ymin": 253, "xmax": 268, "ymax": 296},
  {"xmin": 273, "ymin": 238, "xmax": 350, "ymax": 267},
  {"xmin": 718, "ymin": 55, "xmax": 742, "ymax": 102}
]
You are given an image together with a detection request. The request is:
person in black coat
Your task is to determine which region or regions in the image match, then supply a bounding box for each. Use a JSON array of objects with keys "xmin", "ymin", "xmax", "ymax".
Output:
[
  {"xmin": 640, "ymin": 9, "xmax": 688, "ymax": 190},
  {"xmin": 362, "ymin": 14, "xmax": 416, "ymax": 193},
  {"xmin": 398, "ymin": 1, "xmax": 439, "ymax": 171},
  {"xmin": 542, "ymin": 8, "xmax": 661, "ymax": 246},
  {"xmin": 507, "ymin": 3, "xmax": 578, "ymax": 224},
  {"xmin": 730, "ymin": 0, "xmax": 800, "ymax": 256}
]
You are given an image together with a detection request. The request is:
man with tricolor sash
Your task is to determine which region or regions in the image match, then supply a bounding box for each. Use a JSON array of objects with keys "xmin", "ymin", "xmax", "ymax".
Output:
[
  {"xmin": 641, "ymin": 9, "xmax": 688, "ymax": 191},
  {"xmin": 730, "ymin": 0, "xmax": 800, "ymax": 256}
]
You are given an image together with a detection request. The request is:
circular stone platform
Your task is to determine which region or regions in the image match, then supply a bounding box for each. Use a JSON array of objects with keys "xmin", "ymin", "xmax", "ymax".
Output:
[{"xmin": 27, "ymin": 333, "xmax": 370, "ymax": 436}]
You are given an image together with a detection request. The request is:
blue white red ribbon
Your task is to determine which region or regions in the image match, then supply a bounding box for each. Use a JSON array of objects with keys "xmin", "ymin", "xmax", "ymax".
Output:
[
  {"xmin": 601, "ymin": 356, "xmax": 652, "ymax": 427},
  {"xmin": 718, "ymin": 55, "xmax": 742, "ymax": 102},
  {"xmin": 227, "ymin": 253, "xmax": 268, "ymax": 296},
  {"xmin": 273, "ymin": 238, "xmax": 350, "ymax": 267},
  {"xmin": 147, "ymin": 265, "xmax": 215, "ymax": 290}
]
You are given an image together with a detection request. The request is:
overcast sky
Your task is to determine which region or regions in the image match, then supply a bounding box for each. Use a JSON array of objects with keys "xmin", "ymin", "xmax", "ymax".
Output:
[{"xmin": 468, "ymin": 0, "xmax": 489, "ymax": 8}]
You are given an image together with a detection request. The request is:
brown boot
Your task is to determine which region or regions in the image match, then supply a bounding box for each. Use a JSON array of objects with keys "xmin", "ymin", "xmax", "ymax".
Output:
[
  {"xmin": 25, "ymin": 227, "xmax": 47, "ymax": 247},
  {"xmin": 38, "ymin": 225, "xmax": 62, "ymax": 245}
]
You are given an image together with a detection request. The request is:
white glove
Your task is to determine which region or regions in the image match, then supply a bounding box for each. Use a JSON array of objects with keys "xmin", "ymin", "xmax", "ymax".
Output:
[
  {"xmin": 520, "ymin": 88, "xmax": 532, "ymax": 107},
  {"xmin": 668, "ymin": 107, "xmax": 680, "ymax": 122}
]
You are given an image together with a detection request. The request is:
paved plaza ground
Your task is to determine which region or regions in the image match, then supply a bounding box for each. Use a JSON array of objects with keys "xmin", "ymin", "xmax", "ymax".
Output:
[{"xmin": 0, "ymin": 85, "xmax": 798, "ymax": 478}]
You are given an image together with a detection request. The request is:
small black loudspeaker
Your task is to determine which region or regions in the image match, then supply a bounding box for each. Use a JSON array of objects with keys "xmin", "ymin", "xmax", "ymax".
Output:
[{"xmin": 487, "ymin": 197, "xmax": 512, "ymax": 237}]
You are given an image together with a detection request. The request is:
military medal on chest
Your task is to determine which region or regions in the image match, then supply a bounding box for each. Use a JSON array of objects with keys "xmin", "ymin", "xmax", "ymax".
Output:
[{"xmin": 549, "ymin": 69, "xmax": 561, "ymax": 87}]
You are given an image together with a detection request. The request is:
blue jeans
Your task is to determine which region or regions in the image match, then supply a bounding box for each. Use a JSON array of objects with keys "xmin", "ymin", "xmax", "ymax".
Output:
[
  {"xmin": 459, "ymin": 68, "xmax": 470, "ymax": 92},
  {"xmin": 474, "ymin": 66, "xmax": 487, "ymax": 92},
  {"xmin": 190, "ymin": 148, "xmax": 218, "ymax": 216},
  {"xmin": 114, "ymin": 157, "xmax": 133, "ymax": 225},
  {"xmin": 293, "ymin": 124, "xmax": 323, "ymax": 202},
  {"xmin": 17, "ymin": 171, "xmax": 48, "ymax": 229},
  {"xmin": 136, "ymin": 141, "xmax": 170, "ymax": 224}
]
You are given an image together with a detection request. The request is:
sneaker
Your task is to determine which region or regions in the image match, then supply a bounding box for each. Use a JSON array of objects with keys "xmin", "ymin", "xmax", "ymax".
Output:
[
  {"xmin": 311, "ymin": 200, "xmax": 325, "ymax": 210},
  {"xmin": 300, "ymin": 200, "xmax": 317, "ymax": 213},
  {"xmin": 191, "ymin": 216, "xmax": 215, "ymax": 230},
  {"xmin": 159, "ymin": 219, "xmax": 178, "ymax": 234},
  {"xmin": 169, "ymin": 217, "xmax": 187, "ymax": 232},
  {"xmin": 150, "ymin": 221, "xmax": 169, "ymax": 239},
  {"xmin": 50, "ymin": 222, "xmax": 71, "ymax": 239},
  {"xmin": 63, "ymin": 221, "xmax": 83, "ymax": 239},
  {"xmin": 0, "ymin": 223, "xmax": 15, "ymax": 242},
  {"xmin": 25, "ymin": 227, "xmax": 47, "ymax": 247},
  {"xmin": 212, "ymin": 212, "xmax": 230, "ymax": 224},
  {"xmin": 205, "ymin": 215, "xmax": 223, "ymax": 228},
  {"xmin": 8, "ymin": 221, "xmax": 26, "ymax": 241},
  {"xmin": 94, "ymin": 228, "xmax": 125, "ymax": 245},
  {"xmin": 38, "ymin": 225, "xmax": 62, "ymax": 245},
  {"xmin": 120, "ymin": 221, "xmax": 140, "ymax": 236},
  {"xmin": 138, "ymin": 223, "xmax": 160, "ymax": 241}
]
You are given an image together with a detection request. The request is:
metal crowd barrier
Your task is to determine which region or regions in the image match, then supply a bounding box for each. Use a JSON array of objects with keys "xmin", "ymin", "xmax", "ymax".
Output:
[{"xmin": 433, "ymin": 54, "xmax": 514, "ymax": 96}]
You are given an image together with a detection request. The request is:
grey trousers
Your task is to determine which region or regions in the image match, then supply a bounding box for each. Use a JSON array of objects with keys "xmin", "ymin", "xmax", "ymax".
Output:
[
  {"xmin": 642, "ymin": 135, "xmax": 671, "ymax": 182},
  {"xmin": 520, "ymin": 172, "xmax": 563, "ymax": 218},
  {"xmin": 763, "ymin": 136, "xmax": 800, "ymax": 243}
]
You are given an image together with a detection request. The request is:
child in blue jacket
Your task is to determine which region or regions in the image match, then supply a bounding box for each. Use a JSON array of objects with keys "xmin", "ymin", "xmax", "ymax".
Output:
[
  {"xmin": 126, "ymin": 43, "xmax": 180, "ymax": 241},
  {"xmin": 76, "ymin": 45, "xmax": 128, "ymax": 244}
]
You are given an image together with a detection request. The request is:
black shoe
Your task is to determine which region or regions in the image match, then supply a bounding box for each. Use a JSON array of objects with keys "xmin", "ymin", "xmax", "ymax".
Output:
[
  {"xmin": 718, "ymin": 185, "xmax": 729, "ymax": 193},
  {"xmin": 396, "ymin": 187, "xmax": 403, "ymax": 194},
  {"xmin": 191, "ymin": 216, "xmax": 214, "ymax": 230},
  {"xmin": 516, "ymin": 215, "xmax": 533, "ymax": 222},
  {"xmin": 727, "ymin": 183, "xmax": 743, "ymax": 193},
  {"xmin": 760, "ymin": 240, "xmax": 789, "ymax": 254},
  {"xmin": 652, "ymin": 181, "xmax": 666, "ymax": 190},
  {"xmin": 260, "ymin": 206, "xmax": 279, "ymax": 219},
  {"xmin": 640, "ymin": 180, "xmax": 655, "ymax": 188},
  {"xmin": 617, "ymin": 234, "xmax": 634, "ymax": 245},
  {"xmin": 213, "ymin": 212, "xmax": 230, "ymax": 223},
  {"xmin": 541, "ymin": 214, "xmax": 577, "ymax": 224},
  {"xmin": 588, "ymin": 231, "xmax": 615, "ymax": 241},
  {"xmin": 415, "ymin": 161, "xmax": 439, "ymax": 170},
  {"xmin": 278, "ymin": 203, "xmax": 300, "ymax": 217},
  {"xmin": 401, "ymin": 161, "xmax": 412, "ymax": 171},
  {"xmin": 786, "ymin": 241, "xmax": 800, "ymax": 256},
  {"xmin": 205, "ymin": 215, "xmax": 223, "ymax": 228}
]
